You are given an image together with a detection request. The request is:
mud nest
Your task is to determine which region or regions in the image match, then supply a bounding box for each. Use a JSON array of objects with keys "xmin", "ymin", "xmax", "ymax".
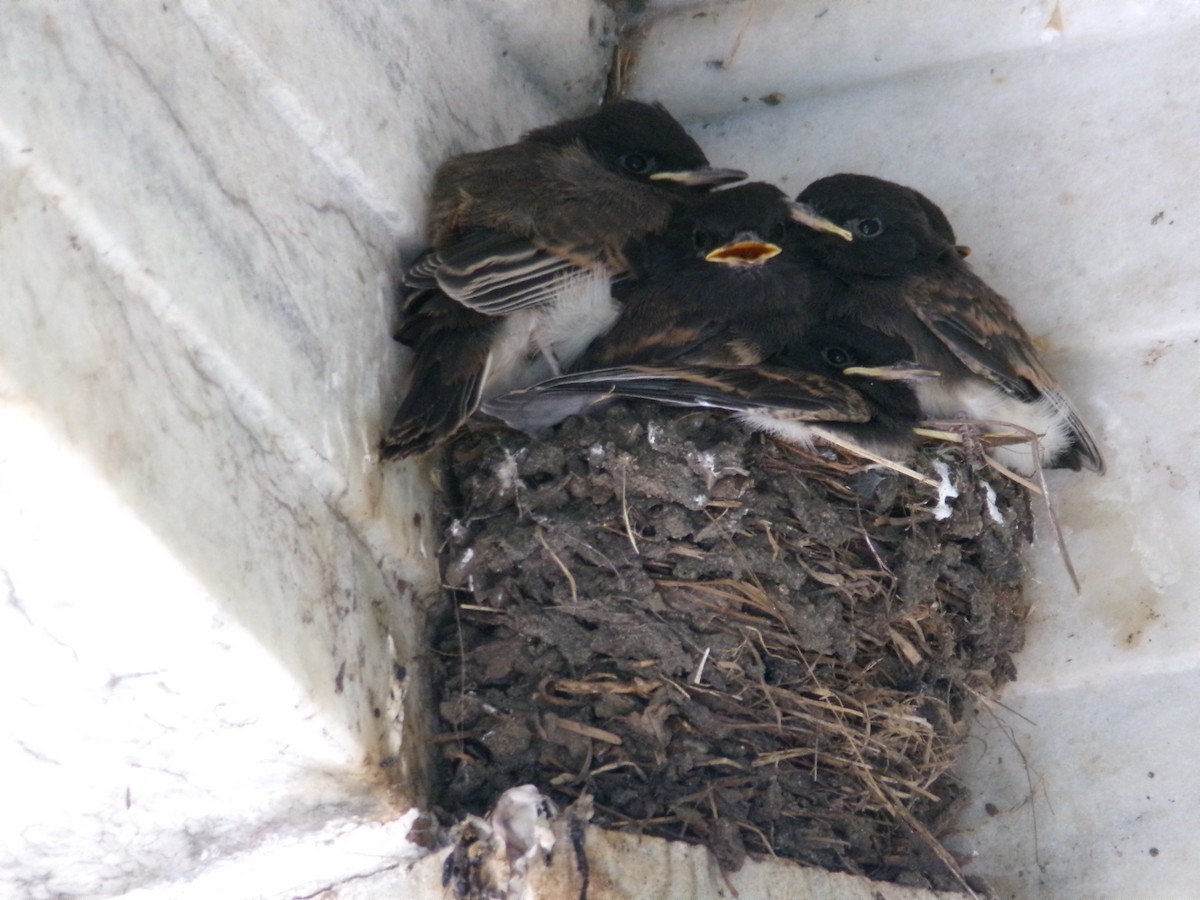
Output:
[{"xmin": 427, "ymin": 401, "xmax": 1032, "ymax": 892}]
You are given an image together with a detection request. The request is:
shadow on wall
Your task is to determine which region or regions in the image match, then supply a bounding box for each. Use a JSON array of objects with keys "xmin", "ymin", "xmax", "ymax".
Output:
[{"xmin": 0, "ymin": 1, "xmax": 603, "ymax": 803}]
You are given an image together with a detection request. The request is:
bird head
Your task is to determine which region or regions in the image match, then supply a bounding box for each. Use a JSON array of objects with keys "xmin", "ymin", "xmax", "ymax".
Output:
[
  {"xmin": 660, "ymin": 182, "xmax": 846, "ymax": 268},
  {"xmin": 792, "ymin": 174, "xmax": 957, "ymax": 276},
  {"xmin": 525, "ymin": 100, "xmax": 746, "ymax": 191},
  {"xmin": 791, "ymin": 323, "xmax": 938, "ymax": 418}
]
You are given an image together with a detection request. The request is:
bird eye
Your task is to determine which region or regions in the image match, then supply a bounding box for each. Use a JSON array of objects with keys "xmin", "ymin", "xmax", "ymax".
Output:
[
  {"xmin": 823, "ymin": 346, "xmax": 852, "ymax": 368},
  {"xmin": 621, "ymin": 153, "xmax": 653, "ymax": 174},
  {"xmin": 692, "ymin": 229, "xmax": 716, "ymax": 251},
  {"xmin": 850, "ymin": 217, "xmax": 883, "ymax": 238}
]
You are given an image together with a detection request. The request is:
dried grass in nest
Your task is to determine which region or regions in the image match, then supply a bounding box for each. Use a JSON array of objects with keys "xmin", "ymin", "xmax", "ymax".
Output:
[{"xmin": 427, "ymin": 401, "xmax": 1032, "ymax": 894}]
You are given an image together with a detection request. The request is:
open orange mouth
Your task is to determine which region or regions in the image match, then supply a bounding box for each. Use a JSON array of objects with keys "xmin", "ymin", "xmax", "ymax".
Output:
[{"xmin": 704, "ymin": 241, "xmax": 782, "ymax": 266}]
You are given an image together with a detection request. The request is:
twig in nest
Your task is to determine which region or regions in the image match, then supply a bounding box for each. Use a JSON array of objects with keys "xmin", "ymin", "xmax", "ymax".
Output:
[
  {"xmin": 589, "ymin": 759, "xmax": 649, "ymax": 781},
  {"xmin": 656, "ymin": 578, "xmax": 782, "ymax": 629},
  {"xmin": 854, "ymin": 505, "xmax": 896, "ymax": 581},
  {"xmin": 772, "ymin": 444, "xmax": 865, "ymax": 498},
  {"xmin": 452, "ymin": 593, "xmax": 469, "ymax": 759},
  {"xmin": 912, "ymin": 426, "xmax": 964, "ymax": 443},
  {"xmin": 735, "ymin": 816, "xmax": 777, "ymax": 859},
  {"xmin": 984, "ymin": 454, "xmax": 1043, "ymax": 495},
  {"xmin": 620, "ymin": 468, "xmax": 640, "ymax": 556},
  {"xmin": 694, "ymin": 757, "xmax": 748, "ymax": 772},
  {"xmin": 813, "ymin": 428, "xmax": 940, "ymax": 488},
  {"xmin": 559, "ymin": 531, "xmax": 624, "ymax": 578},
  {"xmin": 547, "ymin": 713, "xmax": 624, "ymax": 746},
  {"xmin": 552, "ymin": 676, "xmax": 662, "ymax": 698},
  {"xmin": 847, "ymin": 740, "xmax": 981, "ymax": 899},
  {"xmin": 760, "ymin": 520, "xmax": 783, "ymax": 561},
  {"xmin": 889, "ymin": 628, "xmax": 924, "ymax": 666},
  {"xmin": 536, "ymin": 528, "xmax": 579, "ymax": 604}
]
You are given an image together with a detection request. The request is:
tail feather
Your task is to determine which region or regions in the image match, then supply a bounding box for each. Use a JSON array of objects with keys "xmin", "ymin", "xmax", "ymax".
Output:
[{"xmin": 381, "ymin": 311, "xmax": 497, "ymax": 460}]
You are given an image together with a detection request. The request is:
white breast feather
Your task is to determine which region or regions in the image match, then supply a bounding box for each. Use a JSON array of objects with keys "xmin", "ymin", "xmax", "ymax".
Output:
[{"xmin": 918, "ymin": 380, "xmax": 1070, "ymax": 475}]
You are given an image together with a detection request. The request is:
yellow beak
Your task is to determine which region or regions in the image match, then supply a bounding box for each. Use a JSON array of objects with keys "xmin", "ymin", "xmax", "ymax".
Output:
[
  {"xmin": 704, "ymin": 241, "xmax": 783, "ymax": 266},
  {"xmin": 789, "ymin": 202, "xmax": 853, "ymax": 241},
  {"xmin": 842, "ymin": 364, "xmax": 941, "ymax": 383}
]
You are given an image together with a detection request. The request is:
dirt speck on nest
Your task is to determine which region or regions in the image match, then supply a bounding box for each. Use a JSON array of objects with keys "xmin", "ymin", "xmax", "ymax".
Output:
[{"xmin": 427, "ymin": 402, "xmax": 1031, "ymax": 892}]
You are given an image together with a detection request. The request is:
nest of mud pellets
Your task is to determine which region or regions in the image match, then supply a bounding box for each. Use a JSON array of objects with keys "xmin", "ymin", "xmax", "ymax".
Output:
[{"xmin": 427, "ymin": 400, "xmax": 1032, "ymax": 892}]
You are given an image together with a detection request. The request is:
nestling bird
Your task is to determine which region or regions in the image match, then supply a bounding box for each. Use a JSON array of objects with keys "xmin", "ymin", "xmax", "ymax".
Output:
[
  {"xmin": 484, "ymin": 322, "xmax": 938, "ymax": 464},
  {"xmin": 486, "ymin": 183, "xmax": 938, "ymax": 464},
  {"xmin": 574, "ymin": 181, "xmax": 852, "ymax": 369},
  {"xmin": 381, "ymin": 100, "xmax": 747, "ymax": 459},
  {"xmin": 792, "ymin": 173, "xmax": 1104, "ymax": 475}
]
